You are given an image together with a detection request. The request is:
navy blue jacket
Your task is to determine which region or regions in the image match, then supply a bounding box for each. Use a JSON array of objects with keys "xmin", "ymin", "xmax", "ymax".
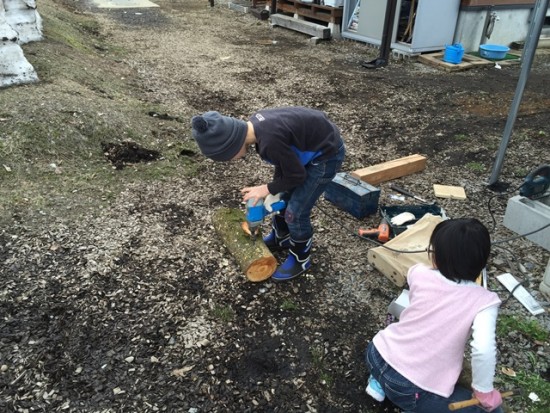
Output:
[{"xmin": 249, "ymin": 107, "xmax": 342, "ymax": 194}]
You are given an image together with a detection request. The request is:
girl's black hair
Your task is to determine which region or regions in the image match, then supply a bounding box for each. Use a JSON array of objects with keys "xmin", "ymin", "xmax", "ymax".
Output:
[{"xmin": 429, "ymin": 218, "xmax": 491, "ymax": 282}]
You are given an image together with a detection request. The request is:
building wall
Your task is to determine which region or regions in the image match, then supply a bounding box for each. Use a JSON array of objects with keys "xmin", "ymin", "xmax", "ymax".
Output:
[
  {"xmin": 455, "ymin": 3, "xmax": 550, "ymax": 52},
  {"xmin": 455, "ymin": 8, "xmax": 532, "ymax": 52}
]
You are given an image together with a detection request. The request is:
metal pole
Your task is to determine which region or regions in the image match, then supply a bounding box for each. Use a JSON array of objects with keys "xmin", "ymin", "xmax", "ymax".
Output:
[
  {"xmin": 487, "ymin": 0, "xmax": 550, "ymax": 187},
  {"xmin": 362, "ymin": 0, "xmax": 399, "ymax": 69}
]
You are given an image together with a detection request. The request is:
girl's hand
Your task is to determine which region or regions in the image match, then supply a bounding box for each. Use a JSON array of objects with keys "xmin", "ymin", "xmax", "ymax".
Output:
[
  {"xmin": 241, "ymin": 185, "xmax": 270, "ymax": 204},
  {"xmin": 473, "ymin": 389, "xmax": 502, "ymax": 412}
]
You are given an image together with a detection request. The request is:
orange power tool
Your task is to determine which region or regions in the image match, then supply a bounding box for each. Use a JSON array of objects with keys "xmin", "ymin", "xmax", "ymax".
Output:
[{"xmin": 358, "ymin": 219, "xmax": 390, "ymax": 243}]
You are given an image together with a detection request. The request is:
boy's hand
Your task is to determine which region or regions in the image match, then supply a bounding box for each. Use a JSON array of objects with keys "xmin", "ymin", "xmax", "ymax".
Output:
[
  {"xmin": 241, "ymin": 185, "xmax": 269, "ymax": 204},
  {"xmin": 473, "ymin": 389, "xmax": 502, "ymax": 412}
]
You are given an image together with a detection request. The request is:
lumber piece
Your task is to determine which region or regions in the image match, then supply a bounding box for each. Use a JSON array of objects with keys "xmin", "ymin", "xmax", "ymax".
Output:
[
  {"xmin": 433, "ymin": 184, "xmax": 467, "ymax": 200},
  {"xmin": 351, "ymin": 154, "xmax": 427, "ymax": 186},
  {"xmin": 367, "ymin": 214, "xmax": 443, "ymax": 286},
  {"xmin": 211, "ymin": 208, "xmax": 277, "ymax": 282}
]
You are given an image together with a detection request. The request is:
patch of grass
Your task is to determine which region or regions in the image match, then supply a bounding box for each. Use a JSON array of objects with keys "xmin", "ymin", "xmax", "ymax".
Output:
[
  {"xmin": 497, "ymin": 315, "xmax": 549, "ymax": 342},
  {"xmin": 0, "ymin": 108, "xmax": 189, "ymax": 216},
  {"xmin": 310, "ymin": 346, "xmax": 325, "ymax": 370},
  {"xmin": 499, "ymin": 370, "xmax": 550, "ymax": 413},
  {"xmin": 211, "ymin": 305, "xmax": 235, "ymax": 323},
  {"xmin": 465, "ymin": 161, "xmax": 485, "ymax": 172},
  {"xmin": 0, "ymin": 0, "xmax": 197, "ymax": 224},
  {"xmin": 319, "ymin": 371, "xmax": 334, "ymax": 387},
  {"xmin": 454, "ymin": 133, "xmax": 469, "ymax": 141},
  {"xmin": 513, "ymin": 128, "xmax": 549, "ymax": 142},
  {"xmin": 40, "ymin": 0, "xmax": 105, "ymax": 53},
  {"xmin": 310, "ymin": 345, "xmax": 333, "ymax": 386},
  {"xmin": 514, "ymin": 167, "xmax": 530, "ymax": 178},
  {"xmin": 280, "ymin": 299, "xmax": 299, "ymax": 311}
]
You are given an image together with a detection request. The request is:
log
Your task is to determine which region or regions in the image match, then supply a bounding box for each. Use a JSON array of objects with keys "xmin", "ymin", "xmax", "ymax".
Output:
[{"xmin": 211, "ymin": 208, "xmax": 277, "ymax": 282}]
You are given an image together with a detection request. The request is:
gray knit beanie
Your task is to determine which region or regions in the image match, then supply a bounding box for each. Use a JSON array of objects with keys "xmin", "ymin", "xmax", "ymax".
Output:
[{"xmin": 191, "ymin": 111, "xmax": 248, "ymax": 161}]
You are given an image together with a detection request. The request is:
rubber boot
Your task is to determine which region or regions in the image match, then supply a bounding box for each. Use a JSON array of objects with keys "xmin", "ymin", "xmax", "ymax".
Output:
[
  {"xmin": 263, "ymin": 214, "xmax": 290, "ymax": 252},
  {"xmin": 272, "ymin": 238, "xmax": 312, "ymax": 281}
]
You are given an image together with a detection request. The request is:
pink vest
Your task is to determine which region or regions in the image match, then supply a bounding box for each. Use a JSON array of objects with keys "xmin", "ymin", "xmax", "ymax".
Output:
[{"xmin": 373, "ymin": 264, "xmax": 501, "ymax": 397}]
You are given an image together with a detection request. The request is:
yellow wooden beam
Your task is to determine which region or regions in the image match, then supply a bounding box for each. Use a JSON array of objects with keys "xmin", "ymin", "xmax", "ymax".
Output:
[{"xmin": 351, "ymin": 154, "xmax": 427, "ymax": 186}]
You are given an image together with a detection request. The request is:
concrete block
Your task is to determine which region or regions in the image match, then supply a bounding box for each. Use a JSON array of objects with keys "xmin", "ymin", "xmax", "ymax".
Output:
[
  {"xmin": 228, "ymin": 2, "xmax": 249, "ymax": 13},
  {"xmin": 309, "ymin": 36, "xmax": 322, "ymax": 45},
  {"xmin": 270, "ymin": 13, "xmax": 331, "ymax": 39},
  {"xmin": 503, "ymin": 194, "xmax": 550, "ymax": 251}
]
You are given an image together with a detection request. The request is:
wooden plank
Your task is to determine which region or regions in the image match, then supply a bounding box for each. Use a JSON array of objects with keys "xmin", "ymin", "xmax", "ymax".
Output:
[
  {"xmin": 417, "ymin": 52, "xmax": 489, "ymax": 72},
  {"xmin": 419, "ymin": 52, "xmax": 519, "ymax": 72},
  {"xmin": 276, "ymin": 0, "xmax": 343, "ymax": 23},
  {"xmin": 433, "ymin": 184, "xmax": 467, "ymax": 200},
  {"xmin": 367, "ymin": 214, "xmax": 443, "ymax": 287},
  {"xmin": 270, "ymin": 13, "xmax": 331, "ymax": 39},
  {"xmin": 351, "ymin": 154, "xmax": 427, "ymax": 186}
]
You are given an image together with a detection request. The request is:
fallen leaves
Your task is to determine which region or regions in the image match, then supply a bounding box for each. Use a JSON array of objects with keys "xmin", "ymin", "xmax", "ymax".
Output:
[{"xmin": 501, "ymin": 367, "xmax": 517, "ymax": 377}]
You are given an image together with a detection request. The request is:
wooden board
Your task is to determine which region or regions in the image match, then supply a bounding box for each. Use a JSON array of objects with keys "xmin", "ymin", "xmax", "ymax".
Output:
[
  {"xmin": 433, "ymin": 184, "xmax": 467, "ymax": 200},
  {"xmin": 367, "ymin": 214, "xmax": 444, "ymax": 287},
  {"xmin": 418, "ymin": 52, "xmax": 520, "ymax": 72},
  {"xmin": 418, "ymin": 53, "xmax": 488, "ymax": 72},
  {"xmin": 276, "ymin": 0, "xmax": 343, "ymax": 24},
  {"xmin": 351, "ymin": 154, "xmax": 427, "ymax": 186}
]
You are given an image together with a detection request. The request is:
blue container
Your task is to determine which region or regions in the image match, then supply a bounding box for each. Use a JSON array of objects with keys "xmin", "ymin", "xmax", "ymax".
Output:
[
  {"xmin": 324, "ymin": 173, "xmax": 380, "ymax": 219},
  {"xmin": 479, "ymin": 44, "xmax": 510, "ymax": 60},
  {"xmin": 443, "ymin": 43, "xmax": 465, "ymax": 64}
]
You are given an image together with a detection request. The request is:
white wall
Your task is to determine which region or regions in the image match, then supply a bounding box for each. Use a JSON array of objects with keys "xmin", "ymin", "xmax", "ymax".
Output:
[
  {"xmin": 0, "ymin": 0, "xmax": 42, "ymax": 88},
  {"xmin": 455, "ymin": 7, "xmax": 543, "ymax": 53}
]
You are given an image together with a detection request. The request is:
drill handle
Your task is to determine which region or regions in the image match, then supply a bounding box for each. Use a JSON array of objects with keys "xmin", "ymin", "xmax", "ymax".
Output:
[
  {"xmin": 265, "ymin": 193, "xmax": 286, "ymax": 213},
  {"xmin": 358, "ymin": 228, "xmax": 379, "ymax": 237}
]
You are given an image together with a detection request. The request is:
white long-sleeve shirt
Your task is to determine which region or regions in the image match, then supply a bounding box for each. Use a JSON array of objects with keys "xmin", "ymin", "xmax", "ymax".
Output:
[{"xmin": 470, "ymin": 304, "xmax": 499, "ymax": 392}]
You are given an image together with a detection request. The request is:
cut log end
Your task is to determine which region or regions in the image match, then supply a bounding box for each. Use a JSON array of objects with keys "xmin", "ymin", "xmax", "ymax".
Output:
[
  {"xmin": 212, "ymin": 208, "xmax": 278, "ymax": 282},
  {"xmin": 246, "ymin": 256, "xmax": 277, "ymax": 282}
]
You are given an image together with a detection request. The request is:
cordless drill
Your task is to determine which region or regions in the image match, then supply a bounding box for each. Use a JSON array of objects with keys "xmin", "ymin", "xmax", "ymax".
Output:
[
  {"xmin": 358, "ymin": 218, "xmax": 390, "ymax": 243},
  {"xmin": 245, "ymin": 196, "xmax": 286, "ymax": 241}
]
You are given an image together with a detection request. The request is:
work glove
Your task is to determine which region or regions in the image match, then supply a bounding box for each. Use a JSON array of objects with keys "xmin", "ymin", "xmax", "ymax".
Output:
[
  {"xmin": 264, "ymin": 193, "xmax": 284, "ymax": 213},
  {"xmin": 473, "ymin": 389, "xmax": 502, "ymax": 412}
]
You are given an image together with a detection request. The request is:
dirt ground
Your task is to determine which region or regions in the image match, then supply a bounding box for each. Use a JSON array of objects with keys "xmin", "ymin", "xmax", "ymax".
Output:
[{"xmin": 1, "ymin": 0, "xmax": 549, "ymax": 412}]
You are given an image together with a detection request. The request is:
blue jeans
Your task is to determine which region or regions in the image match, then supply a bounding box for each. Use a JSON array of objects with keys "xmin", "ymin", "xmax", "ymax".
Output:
[
  {"xmin": 283, "ymin": 143, "xmax": 345, "ymax": 241},
  {"xmin": 365, "ymin": 342, "xmax": 504, "ymax": 413}
]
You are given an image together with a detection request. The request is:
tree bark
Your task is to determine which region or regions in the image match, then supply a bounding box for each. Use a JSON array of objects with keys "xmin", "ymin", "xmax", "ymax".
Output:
[{"xmin": 211, "ymin": 208, "xmax": 277, "ymax": 282}]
